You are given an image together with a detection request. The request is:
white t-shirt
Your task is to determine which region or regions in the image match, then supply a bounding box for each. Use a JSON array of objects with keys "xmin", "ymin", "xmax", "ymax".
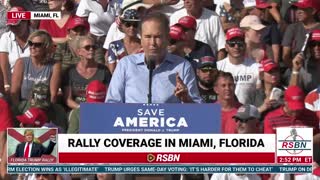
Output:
[
  {"xmin": 0, "ymin": 31, "xmax": 30, "ymax": 72},
  {"xmin": 103, "ymin": 22, "xmax": 125, "ymax": 50},
  {"xmin": 159, "ymin": 0, "xmax": 184, "ymax": 17},
  {"xmin": 76, "ymin": 0, "xmax": 119, "ymax": 36},
  {"xmin": 214, "ymin": 0, "xmax": 224, "ymax": 16},
  {"xmin": 217, "ymin": 57, "xmax": 259, "ymax": 104},
  {"xmin": 170, "ymin": 8, "xmax": 226, "ymax": 56},
  {"xmin": 211, "ymin": 174, "xmax": 261, "ymax": 180}
]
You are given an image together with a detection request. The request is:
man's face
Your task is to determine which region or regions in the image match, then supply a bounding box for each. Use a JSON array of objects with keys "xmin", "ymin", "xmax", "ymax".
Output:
[
  {"xmin": 69, "ymin": 26, "xmax": 88, "ymax": 38},
  {"xmin": 295, "ymin": 7, "xmax": 313, "ymax": 22},
  {"xmin": 310, "ymin": 41, "xmax": 320, "ymax": 60},
  {"xmin": 284, "ymin": 102, "xmax": 303, "ymax": 118},
  {"xmin": 235, "ymin": 118, "xmax": 259, "ymax": 134},
  {"xmin": 196, "ymin": 66, "xmax": 218, "ymax": 88},
  {"xmin": 214, "ymin": 77, "xmax": 235, "ymax": 100},
  {"xmin": 245, "ymin": 28, "xmax": 263, "ymax": 44},
  {"xmin": 9, "ymin": 21, "xmax": 28, "ymax": 35},
  {"xmin": 182, "ymin": 28, "xmax": 196, "ymax": 42},
  {"xmin": 25, "ymin": 131, "xmax": 34, "ymax": 143},
  {"xmin": 184, "ymin": 0, "xmax": 202, "ymax": 13},
  {"xmin": 141, "ymin": 20, "xmax": 169, "ymax": 63},
  {"xmin": 225, "ymin": 38, "xmax": 245, "ymax": 58},
  {"xmin": 167, "ymin": 40, "xmax": 184, "ymax": 55}
]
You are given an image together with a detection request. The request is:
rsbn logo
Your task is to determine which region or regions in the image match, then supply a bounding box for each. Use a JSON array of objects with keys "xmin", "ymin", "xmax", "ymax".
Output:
[{"xmin": 278, "ymin": 128, "xmax": 311, "ymax": 155}]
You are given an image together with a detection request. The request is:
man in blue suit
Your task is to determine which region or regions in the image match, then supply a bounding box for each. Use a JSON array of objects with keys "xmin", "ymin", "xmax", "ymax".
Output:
[{"xmin": 14, "ymin": 129, "xmax": 56, "ymax": 158}]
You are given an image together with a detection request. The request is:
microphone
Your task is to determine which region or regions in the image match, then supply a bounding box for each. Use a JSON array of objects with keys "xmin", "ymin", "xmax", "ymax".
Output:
[
  {"xmin": 290, "ymin": 128, "xmax": 297, "ymax": 141},
  {"xmin": 290, "ymin": 128, "xmax": 297, "ymax": 153},
  {"xmin": 146, "ymin": 55, "xmax": 156, "ymax": 70},
  {"xmin": 146, "ymin": 55, "xmax": 156, "ymax": 103}
]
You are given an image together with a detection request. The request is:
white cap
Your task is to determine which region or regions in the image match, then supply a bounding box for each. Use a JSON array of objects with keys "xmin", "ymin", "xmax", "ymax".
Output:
[{"xmin": 240, "ymin": 15, "xmax": 266, "ymax": 31}]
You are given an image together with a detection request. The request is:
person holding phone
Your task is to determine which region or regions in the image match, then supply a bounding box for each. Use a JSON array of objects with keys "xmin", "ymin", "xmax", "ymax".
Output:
[
  {"xmin": 283, "ymin": 29, "xmax": 320, "ymax": 93},
  {"xmin": 248, "ymin": 59, "xmax": 285, "ymax": 118}
]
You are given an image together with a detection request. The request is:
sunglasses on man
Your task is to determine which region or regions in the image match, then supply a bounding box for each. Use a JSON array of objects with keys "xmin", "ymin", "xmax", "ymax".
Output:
[
  {"xmin": 227, "ymin": 40, "xmax": 245, "ymax": 48},
  {"xmin": 234, "ymin": 117, "xmax": 255, "ymax": 123},
  {"xmin": 200, "ymin": 67, "xmax": 215, "ymax": 73}
]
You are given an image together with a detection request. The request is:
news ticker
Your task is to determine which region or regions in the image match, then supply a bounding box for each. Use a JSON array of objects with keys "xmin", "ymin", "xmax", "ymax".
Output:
[
  {"xmin": 7, "ymin": 11, "xmax": 61, "ymax": 20},
  {"xmin": 7, "ymin": 165, "xmax": 313, "ymax": 174}
]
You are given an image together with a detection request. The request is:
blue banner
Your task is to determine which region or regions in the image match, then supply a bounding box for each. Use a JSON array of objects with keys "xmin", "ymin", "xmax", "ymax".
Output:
[
  {"xmin": 7, "ymin": 165, "xmax": 313, "ymax": 174},
  {"xmin": 80, "ymin": 103, "xmax": 221, "ymax": 133}
]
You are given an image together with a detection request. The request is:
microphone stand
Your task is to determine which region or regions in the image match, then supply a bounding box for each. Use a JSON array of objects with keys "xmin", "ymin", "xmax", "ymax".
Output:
[{"xmin": 147, "ymin": 57, "xmax": 155, "ymax": 104}]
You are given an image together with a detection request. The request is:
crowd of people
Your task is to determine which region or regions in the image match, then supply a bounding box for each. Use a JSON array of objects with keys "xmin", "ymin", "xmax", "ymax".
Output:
[{"xmin": 0, "ymin": 0, "xmax": 320, "ymax": 179}]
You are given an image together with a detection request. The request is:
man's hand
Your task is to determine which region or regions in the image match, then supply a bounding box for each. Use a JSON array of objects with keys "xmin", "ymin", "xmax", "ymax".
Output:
[
  {"xmin": 292, "ymin": 53, "xmax": 304, "ymax": 71},
  {"xmin": 258, "ymin": 98, "xmax": 277, "ymax": 113},
  {"xmin": 174, "ymin": 73, "xmax": 192, "ymax": 103},
  {"xmin": 50, "ymin": 135, "xmax": 56, "ymax": 143}
]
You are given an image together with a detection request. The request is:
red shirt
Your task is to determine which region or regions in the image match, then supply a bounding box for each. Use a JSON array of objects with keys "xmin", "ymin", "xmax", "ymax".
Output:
[
  {"xmin": 264, "ymin": 106, "xmax": 320, "ymax": 135},
  {"xmin": 221, "ymin": 102, "xmax": 242, "ymax": 133},
  {"xmin": 314, "ymin": 167, "xmax": 320, "ymax": 176},
  {"xmin": 0, "ymin": 98, "xmax": 13, "ymax": 131},
  {"xmin": 39, "ymin": 15, "xmax": 73, "ymax": 38}
]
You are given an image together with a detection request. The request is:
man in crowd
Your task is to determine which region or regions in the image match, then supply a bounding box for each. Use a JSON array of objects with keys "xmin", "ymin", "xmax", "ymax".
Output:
[
  {"xmin": 217, "ymin": 27, "xmax": 260, "ymax": 104},
  {"xmin": 283, "ymin": 29, "xmax": 320, "ymax": 93},
  {"xmin": 106, "ymin": 13, "xmax": 202, "ymax": 103},
  {"xmin": 169, "ymin": 0, "xmax": 226, "ymax": 60},
  {"xmin": 176, "ymin": 16, "xmax": 214, "ymax": 71},
  {"xmin": 196, "ymin": 56, "xmax": 218, "ymax": 103},
  {"xmin": 214, "ymin": 71, "xmax": 242, "ymax": 133},
  {"xmin": 168, "ymin": 24, "xmax": 186, "ymax": 57},
  {"xmin": 264, "ymin": 86, "xmax": 319, "ymax": 134},
  {"xmin": 233, "ymin": 104, "xmax": 261, "ymax": 134},
  {"xmin": 282, "ymin": 0, "xmax": 320, "ymax": 67}
]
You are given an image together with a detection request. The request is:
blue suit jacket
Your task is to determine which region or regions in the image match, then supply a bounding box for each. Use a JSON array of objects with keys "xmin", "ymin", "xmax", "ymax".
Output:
[{"xmin": 14, "ymin": 141, "xmax": 56, "ymax": 157}]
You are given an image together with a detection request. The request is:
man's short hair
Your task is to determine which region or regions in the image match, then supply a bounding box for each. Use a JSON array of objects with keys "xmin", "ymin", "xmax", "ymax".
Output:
[
  {"xmin": 214, "ymin": 71, "xmax": 234, "ymax": 86},
  {"xmin": 24, "ymin": 129, "xmax": 34, "ymax": 136},
  {"xmin": 139, "ymin": 12, "xmax": 169, "ymax": 35}
]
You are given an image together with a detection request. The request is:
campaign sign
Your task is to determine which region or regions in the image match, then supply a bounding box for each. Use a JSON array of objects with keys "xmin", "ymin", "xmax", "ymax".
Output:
[{"xmin": 80, "ymin": 103, "xmax": 221, "ymax": 133}]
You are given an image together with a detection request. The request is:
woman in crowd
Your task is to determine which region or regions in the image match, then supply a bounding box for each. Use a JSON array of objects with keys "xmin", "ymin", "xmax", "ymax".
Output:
[
  {"xmin": 39, "ymin": 0, "xmax": 75, "ymax": 43},
  {"xmin": 0, "ymin": 6, "xmax": 32, "ymax": 94},
  {"xmin": 248, "ymin": 59, "xmax": 284, "ymax": 117},
  {"xmin": 10, "ymin": 30, "xmax": 61, "ymax": 106},
  {"xmin": 107, "ymin": 9, "xmax": 142, "ymax": 73},
  {"xmin": 76, "ymin": 0, "xmax": 120, "ymax": 64},
  {"xmin": 64, "ymin": 36, "xmax": 111, "ymax": 109},
  {"xmin": 240, "ymin": 15, "xmax": 267, "ymax": 63},
  {"xmin": 53, "ymin": 16, "xmax": 89, "ymax": 75}
]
